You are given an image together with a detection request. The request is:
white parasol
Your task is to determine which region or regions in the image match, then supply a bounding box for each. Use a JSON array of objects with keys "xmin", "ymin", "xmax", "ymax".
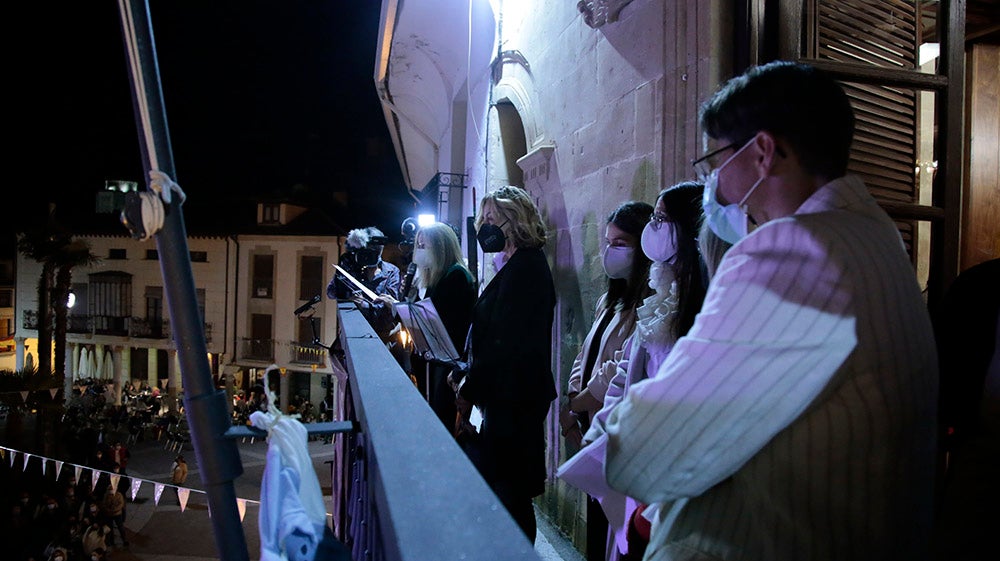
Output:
[{"xmin": 77, "ymin": 347, "xmax": 91, "ymax": 380}]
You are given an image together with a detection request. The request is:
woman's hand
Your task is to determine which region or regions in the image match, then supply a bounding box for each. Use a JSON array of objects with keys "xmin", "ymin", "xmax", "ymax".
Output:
[{"xmin": 559, "ymin": 395, "xmax": 584, "ymax": 447}]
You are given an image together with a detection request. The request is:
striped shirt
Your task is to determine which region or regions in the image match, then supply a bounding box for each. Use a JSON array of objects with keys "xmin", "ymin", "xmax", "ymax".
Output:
[{"xmin": 604, "ymin": 175, "xmax": 939, "ymax": 561}]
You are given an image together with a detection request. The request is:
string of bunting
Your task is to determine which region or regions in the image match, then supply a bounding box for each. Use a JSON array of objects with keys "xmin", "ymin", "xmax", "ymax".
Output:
[
  {"xmin": 0, "ymin": 388, "xmax": 61, "ymax": 401},
  {"xmin": 0, "ymin": 445, "xmax": 258, "ymax": 520}
]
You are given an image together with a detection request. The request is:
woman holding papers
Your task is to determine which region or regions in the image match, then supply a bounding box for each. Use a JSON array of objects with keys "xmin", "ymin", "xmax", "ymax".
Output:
[
  {"xmin": 450, "ymin": 185, "xmax": 557, "ymax": 544},
  {"xmin": 559, "ymin": 200, "xmax": 653, "ymax": 561},
  {"xmin": 408, "ymin": 222, "xmax": 477, "ymax": 430},
  {"xmin": 563, "ymin": 182, "xmax": 710, "ymax": 561}
]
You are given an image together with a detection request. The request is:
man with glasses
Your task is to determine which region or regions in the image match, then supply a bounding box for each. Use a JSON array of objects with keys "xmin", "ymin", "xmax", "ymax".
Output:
[{"xmin": 599, "ymin": 61, "xmax": 938, "ymax": 560}]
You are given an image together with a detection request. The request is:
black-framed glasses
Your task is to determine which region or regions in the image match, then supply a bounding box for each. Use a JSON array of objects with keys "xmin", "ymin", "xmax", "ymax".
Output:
[{"xmin": 692, "ymin": 141, "xmax": 741, "ymax": 182}]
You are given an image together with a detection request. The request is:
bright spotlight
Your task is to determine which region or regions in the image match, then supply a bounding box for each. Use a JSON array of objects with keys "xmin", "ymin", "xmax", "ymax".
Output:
[{"xmin": 417, "ymin": 214, "xmax": 436, "ymax": 227}]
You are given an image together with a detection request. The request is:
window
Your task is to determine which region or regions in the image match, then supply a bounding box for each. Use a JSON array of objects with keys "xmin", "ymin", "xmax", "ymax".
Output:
[
  {"xmin": 0, "ymin": 289, "xmax": 12, "ymax": 308},
  {"xmin": 299, "ymin": 255, "xmax": 324, "ymax": 300},
  {"xmin": 252, "ymin": 253, "xmax": 275, "ymax": 298},
  {"xmin": 146, "ymin": 249, "xmax": 158, "ymax": 260},
  {"xmin": 190, "ymin": 251, "xmax": 208, "ymax": 262},
  {"xmin": 108, "ymin": 248, "xmax": 127, "ymax": 260},
  {"xmin": 145, "ymin": 286, "xmax": 164, "ymax": 338},
  {"xmin": 261, "ymin": 204, "xmax": 281, "ymax": 224},
  {"xmin": 88, "ymin": 271, "xmax": 132, "ymax": 335}
]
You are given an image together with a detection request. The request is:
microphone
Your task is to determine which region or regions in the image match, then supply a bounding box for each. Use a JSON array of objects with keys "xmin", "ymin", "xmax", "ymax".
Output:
[
  {"xmin": 294, "ymin": 294, "xmax": 321, "ymax": 315},
  {"xmin": 401, "ymin": 262, "xmax": 417, "ymax": 301}
]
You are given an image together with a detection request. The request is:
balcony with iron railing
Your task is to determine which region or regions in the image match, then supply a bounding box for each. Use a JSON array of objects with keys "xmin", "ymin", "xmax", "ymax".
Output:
[
  {"xmin": 290, "ymin": 342, "xmax": 327, "ymax": 365},
  {"xmin": 237, "ymin": 337, "xmax": 275, "ymax": 362},
  {"xmin": 25, "ymin": 311, "xmax": 212, "ymax": 343}
]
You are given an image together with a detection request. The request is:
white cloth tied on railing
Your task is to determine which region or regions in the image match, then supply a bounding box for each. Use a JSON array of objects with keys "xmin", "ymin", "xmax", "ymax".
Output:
[{"xmin": 250, "ymin": 388, "xmax": 333, "ymax": 561}]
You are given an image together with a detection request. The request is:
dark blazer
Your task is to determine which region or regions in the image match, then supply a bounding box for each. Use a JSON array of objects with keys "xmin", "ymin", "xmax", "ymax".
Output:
[
  {"xmin": 460, "ymin": 246, "xmax": 557, "ymax": 497},
  {"xmin": 425, "ymin": 263, "xmax": 477, "ymax": 355}
]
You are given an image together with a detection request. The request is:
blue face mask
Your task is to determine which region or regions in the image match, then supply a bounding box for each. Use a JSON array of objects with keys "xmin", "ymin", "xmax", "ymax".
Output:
[{"xmin": 701, "ymin": 141, "xmax": 764, "ymax": 245}]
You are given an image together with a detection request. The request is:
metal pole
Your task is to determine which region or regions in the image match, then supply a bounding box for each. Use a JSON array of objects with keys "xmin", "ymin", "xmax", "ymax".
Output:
[{"xmin": 115, "ymin": 2, "xmax": 249, "ymax": 560}]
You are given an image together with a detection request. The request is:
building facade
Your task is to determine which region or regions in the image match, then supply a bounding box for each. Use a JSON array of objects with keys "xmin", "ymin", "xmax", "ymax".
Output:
[{"xmin": 12, "ymin": 202, "xmax": 343, "ymax": 418}]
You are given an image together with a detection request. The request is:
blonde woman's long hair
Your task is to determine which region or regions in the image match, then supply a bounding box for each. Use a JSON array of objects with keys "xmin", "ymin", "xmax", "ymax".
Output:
[
  {"xmin": 475, "ymin": 186, "xmax": 547, "ymax": 249},
  {"xmin": 416, "ymin": 222, "xmax": 470, "ymax": 291}
]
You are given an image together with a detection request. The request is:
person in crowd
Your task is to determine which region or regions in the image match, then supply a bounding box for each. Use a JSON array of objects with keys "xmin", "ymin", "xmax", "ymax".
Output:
[
  {"xmin": 89, "ymin": 546, "xmax": 108, "ymax": 561},
  {"xmin": 378, "ymin": 221, "xmax": 477, "ymax": 432},
  {"xmin": 567, "ymin": 183, "xmax": 709, "ymax": 561},
  {"xmin": 558, "ymin": 200, "xmax": 653, "ymax": 561},
  {"xmin": 171, "ymin": 454, "xmax": 189, "ymax": 505},
  {"xmin": 99, "ymin": 485, "xmax": 127, "ymax": 548},
  {"xmin": 597, "ymin": 61, "xmax": 939, "ymax": 560},
  {"xmin": 81, "ymin": 519, "xmax": 110, "ymax": 557},
  {"xmin": 110, "ymin": 441, "xmax": 130, "ymax": 475},
  {"xmin": 449, "ymin": 185, "xmax": 557, "ymax": 543},
  {"xmin": 46, "ymin": 545, "xmax": 69, "ymax": 561}
]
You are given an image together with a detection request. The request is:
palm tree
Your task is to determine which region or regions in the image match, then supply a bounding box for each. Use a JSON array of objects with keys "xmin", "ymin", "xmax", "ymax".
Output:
[
  {"xmin": 52, "ymin": 240, "xmax": 100, "ymax": 388},
  {"xmin": 17, "ymin": 206, "xmax": 100, "ymax": 379}
]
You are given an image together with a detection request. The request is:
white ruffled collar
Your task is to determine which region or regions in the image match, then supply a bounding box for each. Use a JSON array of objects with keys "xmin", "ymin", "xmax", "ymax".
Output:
[{"xmin": 635, "ymin": 262, "xmax": 679, "ymax": 347}]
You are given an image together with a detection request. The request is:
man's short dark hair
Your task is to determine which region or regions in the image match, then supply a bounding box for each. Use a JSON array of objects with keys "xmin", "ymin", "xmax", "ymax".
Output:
[{"xmin": 699, "ymin": 61, "xmax": 855, "ymax": 179}]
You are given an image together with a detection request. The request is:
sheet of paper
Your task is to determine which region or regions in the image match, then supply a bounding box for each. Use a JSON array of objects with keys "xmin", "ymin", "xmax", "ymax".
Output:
[
  {"xmin": 334, "ymin": 265, "xmax": 379, "ymax": 301},
  {"xmin": 555, "ymin": 433, "xmax": 628, "ymax": 534}
]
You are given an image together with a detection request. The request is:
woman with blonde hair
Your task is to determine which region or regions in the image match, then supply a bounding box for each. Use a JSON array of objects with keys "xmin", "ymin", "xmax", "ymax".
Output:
[
  {"xmin": 408, "ymin": 222, "xmax": 477, "ymax": 429},
  {"xmin": 450, "ymin": 185, "xmax": 557, "ymax": 543}
]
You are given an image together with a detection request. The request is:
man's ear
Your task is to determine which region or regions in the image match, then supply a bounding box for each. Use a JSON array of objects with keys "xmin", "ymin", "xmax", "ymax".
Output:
[{"xmin": 751, "ymin": 131, "xmax": 783, "ymax": 175}]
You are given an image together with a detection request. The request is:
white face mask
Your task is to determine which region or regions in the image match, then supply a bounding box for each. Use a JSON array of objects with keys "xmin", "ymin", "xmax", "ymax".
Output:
[
  {"xmin": 602, "ymin": 246, "xmax": 635, "ymax": 279},
  {"xmin": 640, "ymin": 221, "xmax": 678, "ymax": 263},
  {"xmin": 701, "ymin": 140, "xmax": 764, "ymax": 244},
  {"xmin": 412, "ymin": 247, "xmax": 432, "ymax": 267}
]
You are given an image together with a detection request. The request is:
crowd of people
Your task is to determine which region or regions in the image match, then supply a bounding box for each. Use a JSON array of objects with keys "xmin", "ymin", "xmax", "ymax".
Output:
[
  {"xmin": 329, "ymin": 59, "xmax": 993, "ymax": 561},
  {"xmin": 1, "ymin": 441, "xmax": 133, "ymax": 561}
]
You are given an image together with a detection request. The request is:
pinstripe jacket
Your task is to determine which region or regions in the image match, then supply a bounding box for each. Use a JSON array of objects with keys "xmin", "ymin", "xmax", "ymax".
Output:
[{"xmin": 603, "ymin": 175, "xmax": 938, "ymax": 561}]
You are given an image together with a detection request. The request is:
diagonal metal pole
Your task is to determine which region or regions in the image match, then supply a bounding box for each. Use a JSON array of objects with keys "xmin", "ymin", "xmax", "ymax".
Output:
[{"xmin": 116, "ymin": 1, "xmax": 249, "ymax": 560}]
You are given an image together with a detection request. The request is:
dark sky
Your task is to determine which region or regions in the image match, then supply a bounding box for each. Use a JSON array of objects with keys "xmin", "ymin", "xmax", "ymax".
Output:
[{"xmin": 13, "ymin": 1, "xmax": 412, "ymax": 239}]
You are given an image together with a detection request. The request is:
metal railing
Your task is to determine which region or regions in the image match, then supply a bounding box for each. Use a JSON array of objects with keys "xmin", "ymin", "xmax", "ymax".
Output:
[
  {"xmin": 237, "ymin": 337, "xmax": 275, "ymax": 361},
  {"xmin": 332, "ymin": 302, "xmax": 539, "ymax": 560}
]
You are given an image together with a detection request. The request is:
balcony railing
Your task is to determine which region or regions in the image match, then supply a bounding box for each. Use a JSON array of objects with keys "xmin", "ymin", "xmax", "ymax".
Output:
[
  {"xmin": 237, "ymin": 337, "xmax": 275, "ymax": 362},
  {"xmin": 290, "ymin": 342, "xmax": 327, "ymax": 365},
  {"xmin": 26, "ymin": 311, "xmax": 212, "ymax": 342},
  {"xmin": 332, "ymin": 302, "xmax": 539, "ymax": 560}
]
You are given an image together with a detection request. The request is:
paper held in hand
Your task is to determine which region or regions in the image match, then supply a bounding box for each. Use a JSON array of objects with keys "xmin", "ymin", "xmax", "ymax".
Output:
[
  {"xmin": 394, "ymin": 299, "xmax": 462, "ymax": 365},
  {"xmin": 334, "ymin": 265, "xmax": 379, "ymax": 302}
]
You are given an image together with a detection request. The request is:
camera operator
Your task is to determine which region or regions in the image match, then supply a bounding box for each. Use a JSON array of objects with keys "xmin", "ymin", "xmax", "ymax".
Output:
[{"xmin": 327, "ymin": 226, "xmax": 401, "ymax": 344}]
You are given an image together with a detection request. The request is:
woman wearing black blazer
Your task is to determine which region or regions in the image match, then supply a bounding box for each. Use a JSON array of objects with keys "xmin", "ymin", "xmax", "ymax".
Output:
[
  {"xmin": 407, "ymin": 222, "xmax": 477, "ymax": 431},
  {"xmin": 453, "ymin": 185, "xmax": 557, "ymax": 543}
]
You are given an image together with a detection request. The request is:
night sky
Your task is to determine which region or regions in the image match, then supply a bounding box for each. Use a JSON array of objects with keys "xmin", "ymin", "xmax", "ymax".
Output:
[{"xmin": 12, "ymin": 1, "xmax": 412, "ymax": 240}]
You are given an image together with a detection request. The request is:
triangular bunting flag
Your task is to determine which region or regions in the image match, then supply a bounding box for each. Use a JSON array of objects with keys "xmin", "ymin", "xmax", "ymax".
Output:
[
  {"xmin": 237, "ymin": 498, "xmax": 247, "ymax": 522},
  {"xmin": 91, "ymin": 470, "xmax": 100, "ymax": 492},
  {"xmin": 8, "ymin": 450, "xmax": 14, "ymax": 467},
  {"xmin": 55, "ymin": 461, "xmax": 63, "ymax": 480},
  {"xmin": 75, "ymin": 465, "xmax": 82, "ymax": 482},
  {"xmin": 178, "ymin": 488, "xmax": 190, "ymax": 512},
  {"xmin": 130, "ymin": 478, "xmax": 142, "ymax": 501},
  {"xmin": 154, "ymin": 483, "xmax": 164, "ymax": 505},
  {"xmin": 41, "ymin": 457, "xmax": 47, "ymax": 476},
  {"xmin": 19, "ymin": 391, "xmax": 28, "ymax": 403},
  {"xmin": 23, "ymin": 453, "xmax": 30, "ymax": 471},
  {"xmin": 0, "ymin": 448, "xmax": 5, "ymax": 460},
  {"xmin": 49, "ymin": 388, "xmax": 58, "ymax": 399},
  {"xmin": 110, "ymin": 474, "xmax": 120, "ymax": 492}
]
